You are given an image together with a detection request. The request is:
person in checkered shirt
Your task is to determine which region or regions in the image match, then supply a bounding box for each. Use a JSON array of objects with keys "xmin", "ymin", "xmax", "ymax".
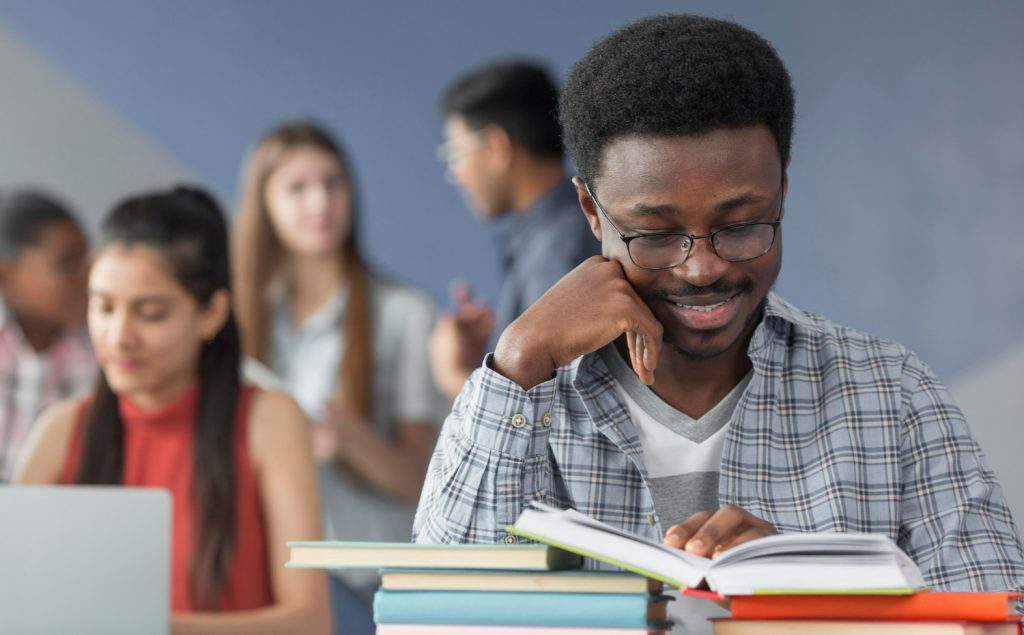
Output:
[
  {"xmin": 0, "ymin": 190, "xmax": 95, "ymax": 482},
  {"xmin": 415, "ymin": 14, "xmax": 1024, "ymax": 607}
]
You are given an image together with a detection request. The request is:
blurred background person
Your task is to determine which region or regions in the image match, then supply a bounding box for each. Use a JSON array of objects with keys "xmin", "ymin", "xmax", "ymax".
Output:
[
  {"xmin": 233, "ymin": 121, "xmax": 441, "ymax": 635},
  {"xmin": 0, "ymin": 190, "xmax": 94, "ymax": 483},
  {"xmin": 14, "ymin": 186, "xmax": 329, "ymax": 634},
  {"xmin": 430, "ymin": 60, "xmax": 598, "ymax": 399}
]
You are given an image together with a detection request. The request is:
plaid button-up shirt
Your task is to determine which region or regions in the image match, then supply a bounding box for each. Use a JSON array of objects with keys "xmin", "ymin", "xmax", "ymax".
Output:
[
  {"xmin": 0, "ymin": 301, "xmax": 95, "ymax": 482},
  {"xmin": 414, "ymin": 292, "xmax": 1024, "ymax": 598}
]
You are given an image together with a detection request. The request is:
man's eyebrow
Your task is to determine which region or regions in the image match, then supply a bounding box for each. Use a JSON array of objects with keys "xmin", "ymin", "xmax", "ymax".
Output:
[
  {"xmin": 623, "ymin": 203, "xmax": 678, "ymax": 218},
  {"xmin": 713, "ymin": 192, "xmax": 769, "ymax": 212}
]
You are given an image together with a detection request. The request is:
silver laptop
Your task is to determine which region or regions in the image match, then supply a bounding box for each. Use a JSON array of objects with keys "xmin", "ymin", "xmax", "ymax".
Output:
[{"xmin": 0, "ymin": 486, "xmax": 170, "ymax": 635}]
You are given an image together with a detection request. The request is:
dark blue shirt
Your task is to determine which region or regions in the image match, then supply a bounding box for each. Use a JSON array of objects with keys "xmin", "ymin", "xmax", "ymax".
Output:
[{"xmin": 491, "ymin": 180, "xmax": 599, "ymax": 344}]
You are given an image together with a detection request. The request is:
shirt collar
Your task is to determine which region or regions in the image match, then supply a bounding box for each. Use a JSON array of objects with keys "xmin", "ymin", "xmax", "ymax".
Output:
[
  {"xmin": 272, "ymin": 285, "xmax": 349, "ymax": 336},
  {"xmin": 492, "ymin": 180, "xmax": 578, "ymax": 264}
]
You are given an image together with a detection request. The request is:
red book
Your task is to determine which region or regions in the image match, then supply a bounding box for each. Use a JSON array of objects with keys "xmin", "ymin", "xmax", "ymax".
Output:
[{"xmin": 728, "ymin": 592, "xmax": 1023, "ymax": 622}]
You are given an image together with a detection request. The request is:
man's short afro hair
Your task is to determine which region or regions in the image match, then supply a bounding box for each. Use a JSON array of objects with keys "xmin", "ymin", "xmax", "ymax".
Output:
[{"xmin": 561, "ymin": 14, "xmax": 795, "ymax": 184}]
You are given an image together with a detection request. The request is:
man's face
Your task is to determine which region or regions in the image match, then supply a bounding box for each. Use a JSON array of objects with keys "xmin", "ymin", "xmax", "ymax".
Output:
[
  {"xmin": 579, "ymin": 125, "xmax": 785, "ymax": 361},
  {"xmin": 0, "ymin": 219, "xmax": 88, "ymax": 330},
  {"xmin": 442, "ymin": 115, "xmax": 510, "ymax": 218}
]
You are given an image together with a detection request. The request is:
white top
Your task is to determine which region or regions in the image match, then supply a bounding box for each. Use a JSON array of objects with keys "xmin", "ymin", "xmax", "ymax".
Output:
[{"xmin": 268, "ymin": 275, "xmax": 444, "ymax": 599}]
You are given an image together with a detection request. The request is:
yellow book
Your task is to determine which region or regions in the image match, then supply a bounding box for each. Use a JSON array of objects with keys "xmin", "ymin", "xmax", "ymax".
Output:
[{"xmin": 287, "ymin": 541, "xmax": 581, "ymax": 571}]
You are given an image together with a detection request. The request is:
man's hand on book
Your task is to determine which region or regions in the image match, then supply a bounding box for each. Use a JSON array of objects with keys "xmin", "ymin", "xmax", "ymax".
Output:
[
  {"xmin": 662, "ymin": 504, "xmax": 778, "ymax": 559},
  {"xmin": 493, "ymin": 256, "xmax": 663, "ymax": 390}
]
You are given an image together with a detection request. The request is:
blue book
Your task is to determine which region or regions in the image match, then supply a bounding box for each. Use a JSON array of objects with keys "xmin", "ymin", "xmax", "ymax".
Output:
[{"xmin": 373, "ymin": 590, "xmax": 671, "ymax": 628}]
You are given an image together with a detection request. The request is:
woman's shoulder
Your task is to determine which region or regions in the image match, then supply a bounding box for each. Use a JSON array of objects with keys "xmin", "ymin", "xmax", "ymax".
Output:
[
  {"xmin": 12, "ymin": 397, "xmax": 85, "ymax": 483},
  {"xmin": 244, "ymin": 388, "xmax": 309, "ymax": 466}
]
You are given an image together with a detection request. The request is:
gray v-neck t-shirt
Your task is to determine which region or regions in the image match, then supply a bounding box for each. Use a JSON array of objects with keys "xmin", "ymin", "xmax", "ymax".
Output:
[{"xmin": 599, "ymin": 344, "xmax": 752, "ymax": 527}]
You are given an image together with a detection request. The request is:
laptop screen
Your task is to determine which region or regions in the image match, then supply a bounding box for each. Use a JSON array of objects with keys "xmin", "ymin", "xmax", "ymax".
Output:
[{"xmin": 0, "ymin": 486, "xmax": 170, "ymax": 634}]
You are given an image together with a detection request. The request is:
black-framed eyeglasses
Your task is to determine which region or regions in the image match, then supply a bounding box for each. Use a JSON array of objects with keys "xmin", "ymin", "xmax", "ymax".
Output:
[{"xmin": 584, "ymin": 177, "xmax": 784, "ymax": 271}]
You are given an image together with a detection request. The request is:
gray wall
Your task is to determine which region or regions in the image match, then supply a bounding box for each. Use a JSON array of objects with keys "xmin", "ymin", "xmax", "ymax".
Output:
[{"xmin": 0, "ymin": 1, "xmax": 1021, "ymax": 525}]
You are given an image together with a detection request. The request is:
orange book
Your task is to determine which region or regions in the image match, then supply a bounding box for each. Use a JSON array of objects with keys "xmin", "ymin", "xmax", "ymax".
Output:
[
  {"xmin": 729, "ymin": 592, "xmax": 1023, "ymax": 622},
  {"xmin": 713, "ymin": 619, "xmax": 1020, "ymax": 635}
]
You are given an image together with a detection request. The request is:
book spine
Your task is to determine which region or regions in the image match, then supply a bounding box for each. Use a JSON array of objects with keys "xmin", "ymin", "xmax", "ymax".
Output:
[
  {"xmin": 375, "ymin": 626, "xmax": 660, "ymax": 635},
  {"xmin": 729, "ymin": 593, "xmax": 1021, "ymax": 622},
  {"xmin": 373, "ymin": 591, "xmax": 662, "ymax": 628}
]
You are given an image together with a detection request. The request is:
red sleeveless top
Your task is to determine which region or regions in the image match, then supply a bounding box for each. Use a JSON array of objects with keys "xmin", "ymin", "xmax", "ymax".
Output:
[{"xmin": 60, "ymin": 384, "xmax": 274, "ymax": 612}]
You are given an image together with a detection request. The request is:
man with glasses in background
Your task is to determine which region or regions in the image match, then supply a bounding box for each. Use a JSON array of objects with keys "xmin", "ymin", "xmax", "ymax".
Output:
[
  {"xmin": 429, "ymin": 60, "xmax": 598, "ymax": 400},
  {"xmin": 415, "ymin": 14, "xmax": 1024, "ymax": 618}
]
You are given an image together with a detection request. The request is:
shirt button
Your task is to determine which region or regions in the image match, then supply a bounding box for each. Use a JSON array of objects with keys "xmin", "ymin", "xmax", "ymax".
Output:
[
  {"xmin": 504, "ymin": 535, "xmax": 518, "ymax": 545},
  {"xmin": 647, "ymin": 515, "xmax": 657, "ymax": 526},
  {"xmin": 510, "ymin": 414, "xmax": 528, "ymax": 428},
  {"xmin": 541, "ymin": 412, "xmax": 552, "ymax": 427}
]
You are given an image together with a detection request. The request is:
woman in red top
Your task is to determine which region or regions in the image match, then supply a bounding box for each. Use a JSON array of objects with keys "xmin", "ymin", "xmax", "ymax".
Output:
[{"xmin": 15, "ymin": 187, "xmax": 330, "ymax": 635}]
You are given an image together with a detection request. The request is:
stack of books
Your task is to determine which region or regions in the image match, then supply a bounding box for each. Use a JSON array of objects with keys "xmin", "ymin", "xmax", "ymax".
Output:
[
  {"xmin": 287, "ymin": 541, "xmax": 673, "ymax": 634},
  {"xmin": 509, "ymin": 502, "xmax": 1024, "ymax": 635}
]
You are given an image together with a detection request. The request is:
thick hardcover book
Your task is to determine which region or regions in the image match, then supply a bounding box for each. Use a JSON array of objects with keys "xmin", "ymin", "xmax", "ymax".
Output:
[
  {"xmin": 509, "ymin": 502, "xmax": 925, "ymax": 596},
  {"xmin": 729, "ymin": 592, "xmax": 1023, "ymax": 622},
  {"xmin": 372, "ymin": 590, "xmax": 671, "ymax": 628},
  {"xmin": 380, "ymin": 569, "xmax": 662, "ymax": 594},
  {"xmin": 286, "ymin": 541, "xmax": 580, "ymax": 571}
]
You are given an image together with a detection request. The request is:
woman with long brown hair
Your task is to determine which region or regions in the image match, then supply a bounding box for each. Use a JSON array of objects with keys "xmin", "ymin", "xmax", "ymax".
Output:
[
  {"xmin": 233, "ymin": 121, "xmax": 440, "ymax": 634},
  {"xmin": 15, "ymin": 186, "xmax": 330, "ymax": 634}
]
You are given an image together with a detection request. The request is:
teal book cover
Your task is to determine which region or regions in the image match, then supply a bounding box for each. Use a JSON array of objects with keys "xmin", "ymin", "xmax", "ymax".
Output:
[{"xmin": 372, "ymin": 590, "xmax": 671, "ymax": 628}]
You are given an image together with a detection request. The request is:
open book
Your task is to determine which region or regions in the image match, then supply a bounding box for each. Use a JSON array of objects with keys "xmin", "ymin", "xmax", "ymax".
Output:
[{"xmin": 508, "ymin": 502, "xmax": 926, "ymax": 596}]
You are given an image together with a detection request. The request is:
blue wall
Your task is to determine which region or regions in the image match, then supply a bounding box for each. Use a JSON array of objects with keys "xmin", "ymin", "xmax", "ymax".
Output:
[{"xmin": 1, "ymin": 0, "xmax": 1021, "ymax": 379}]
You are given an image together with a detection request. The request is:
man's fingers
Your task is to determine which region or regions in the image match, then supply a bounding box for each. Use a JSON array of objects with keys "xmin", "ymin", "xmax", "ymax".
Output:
[
  {"xmin": 710, "ymin": 526, "xmax": 775, "ymax": 559},
  {"xmin": 684, "ymin": 505, "xmax": 749, "ymax": 557},
  {"xmin": 622, "ymin": 329, "xmax": 638, "ymax": 374},
  {"xmin": 664, "ymin": 511, "xmax": 714, "ymax": 548},
  {"xmin": 623, "ymin": 290, "xmax": 662, "ymax": 380},
  {"xmin": 449, "ymin": 278, "xmax": 471, "ymax": 306}
]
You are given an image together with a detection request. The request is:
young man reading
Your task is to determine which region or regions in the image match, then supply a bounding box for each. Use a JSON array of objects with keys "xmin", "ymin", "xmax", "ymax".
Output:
[{"xmin": 414, "ymin": 14, "xmax": 1024, "ymax": 603}]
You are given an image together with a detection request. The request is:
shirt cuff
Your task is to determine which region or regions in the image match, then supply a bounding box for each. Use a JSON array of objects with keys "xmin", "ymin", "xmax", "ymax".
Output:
[{"xmin": 454, "ymin": 353, "xmax": 559, "ymax": 458}]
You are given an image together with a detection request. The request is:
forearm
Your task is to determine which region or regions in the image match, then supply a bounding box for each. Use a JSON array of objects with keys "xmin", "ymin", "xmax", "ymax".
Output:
[
  {"xmin": 413, "ymin": 361, "xmax": 558, "ymax": 544},
  {"xmin": 171, "ymin": 599, "xmax": 330, "ymax": 635},
  {"xmin": 435, "ymin": 366, "xmax": 473, "ymax": 402},
  {"xmin": 898, "ymin": 355, "xmax": 1024, "ymax": 593},
  {"xmin": 493, "ymin": 324, "xmax": 558, "ymax": 391},
  {"xmin": 339, "ymin": 425, "xmax": 430, "ymax": 503}
]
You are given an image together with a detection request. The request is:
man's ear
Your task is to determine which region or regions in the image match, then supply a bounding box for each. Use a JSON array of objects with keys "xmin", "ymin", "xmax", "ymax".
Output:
[
  {"xmin": 573, "ymin": 176, "xmax": 603, "ymax": 242},
  {"xmin": 484, "ymin": 125, "xmax": 514, "ymax": 175},
  {"xmin": 780, "ymin": 157, "xmax": 791, "ymax": 221},
  {"xmin": 199, "ymin": 289, "xmax": 231, "ymax": 342}
]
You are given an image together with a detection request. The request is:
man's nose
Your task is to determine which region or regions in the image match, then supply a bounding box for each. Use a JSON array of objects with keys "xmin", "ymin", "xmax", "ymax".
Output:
[{"xmin": 673, "ymin": 236, "xmax": 730, "ymax": 288}]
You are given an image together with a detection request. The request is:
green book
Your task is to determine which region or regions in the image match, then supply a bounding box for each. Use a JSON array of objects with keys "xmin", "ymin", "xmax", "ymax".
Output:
[
  {"xmin": 286, "ymin": 541, "xmax": 581, "ymax": 571},
  {"xmin": 508, "ymin": 502, "xmax": 927, "ymax": 596}
]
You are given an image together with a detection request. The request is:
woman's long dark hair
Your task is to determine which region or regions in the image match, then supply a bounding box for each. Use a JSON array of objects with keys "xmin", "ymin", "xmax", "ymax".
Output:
[{"xmin": 76, "ymin": 186, "xmax": 241, "ymax": 609}]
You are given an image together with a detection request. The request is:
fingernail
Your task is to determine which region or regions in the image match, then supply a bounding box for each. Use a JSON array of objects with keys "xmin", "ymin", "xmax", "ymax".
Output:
[
  {"xmin": 667, "ymin": 533, "xmax": 680, "ymax": 543},
  {"xmin": 688, "ymin": 538, "xmax": 704, "ymax": 550}
]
